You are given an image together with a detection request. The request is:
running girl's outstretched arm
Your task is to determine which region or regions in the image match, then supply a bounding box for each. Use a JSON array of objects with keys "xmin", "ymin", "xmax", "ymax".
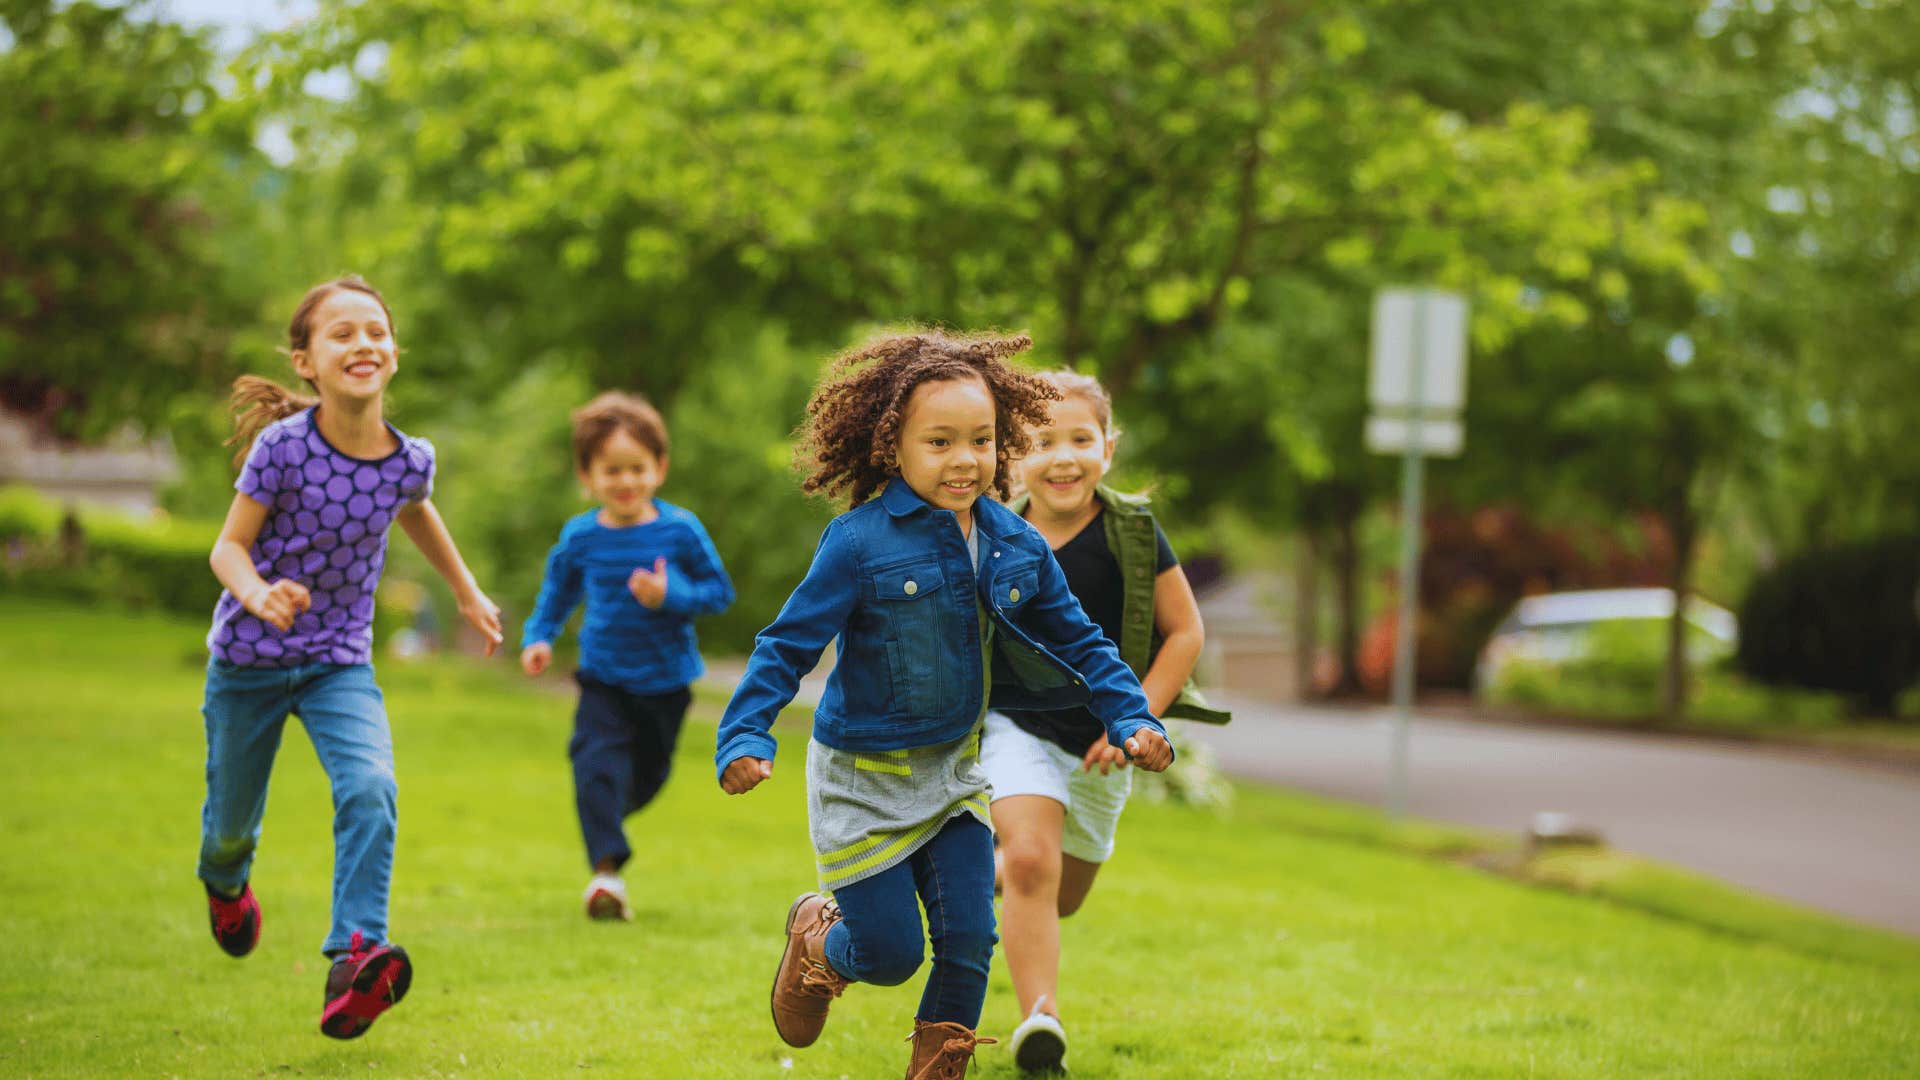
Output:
[
  {"xmin": 715, "ymin": 519, "xmax": 858, "ymax": 792},
  {"xmin": 397, "ymin": 499, "xmax": 504, "ymax": 655},
  {"xmin": 210, "ymin": 493, "xmax": 310, "ymax": 631},
  {"xmin": 1141, "ymin": 566, "xmax": 1205, "ymax": 715}
]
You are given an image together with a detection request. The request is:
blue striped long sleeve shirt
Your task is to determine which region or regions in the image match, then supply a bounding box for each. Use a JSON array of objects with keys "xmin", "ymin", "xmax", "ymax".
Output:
[{"xmin": 521, "ymin": 501, "xmax": 735, "ymax": 694}]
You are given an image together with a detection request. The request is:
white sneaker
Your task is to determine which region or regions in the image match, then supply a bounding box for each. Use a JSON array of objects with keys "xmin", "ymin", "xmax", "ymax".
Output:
[
  {"xmin": 1009, "ymin": 995, "xmax": 1067, "ymax": 1073},
  {"xmin": 582, "ymin": 874, "xmax": 633, "ymax": 921}
]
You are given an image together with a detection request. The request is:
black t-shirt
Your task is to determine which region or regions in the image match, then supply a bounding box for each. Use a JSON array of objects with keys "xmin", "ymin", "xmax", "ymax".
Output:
[{"xmin": 1002, "ymin": 506, "xmax": 1177, "ymax": 756}]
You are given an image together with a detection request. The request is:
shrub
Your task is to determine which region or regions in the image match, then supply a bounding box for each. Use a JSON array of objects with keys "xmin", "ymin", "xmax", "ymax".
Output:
[
  {"xmin": 1359, "ymin": 505, "xmax": 1676, "ymax": 692},
  {"xmin": 0, "ymin": 485, "xmax": 63, "ymax": 542},
  {"xmin": 1737, "ymin": 536, "xmax": 1920, "ymax": 715},
  {"xmin": 1486, "ymin": 620, "xmax": 1849, "ymax": 728},
  {"xmin": 0, "ymin": 485, "xmax": 215, "ymax": 618}
]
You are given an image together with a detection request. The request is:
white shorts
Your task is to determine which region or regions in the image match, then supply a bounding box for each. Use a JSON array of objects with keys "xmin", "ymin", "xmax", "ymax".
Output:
[{"xmin": 980, "ymin": 710, "xmax": 1132, "ymax": 864}]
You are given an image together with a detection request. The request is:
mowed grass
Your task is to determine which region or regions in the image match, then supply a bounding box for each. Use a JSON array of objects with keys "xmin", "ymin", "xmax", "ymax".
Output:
[{"xmin": 2, "ymin": 601, "xmax": 1918, "ymax": 1078}]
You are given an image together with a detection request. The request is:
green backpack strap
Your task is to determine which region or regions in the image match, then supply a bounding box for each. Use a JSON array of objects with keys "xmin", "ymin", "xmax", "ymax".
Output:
[{"xmin": 1098, "ymin": 486, "xmax": 1233, "ymax": 727}]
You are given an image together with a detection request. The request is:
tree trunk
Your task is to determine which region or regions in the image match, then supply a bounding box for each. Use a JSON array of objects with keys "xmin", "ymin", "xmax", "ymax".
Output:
[
  {"xmin": 1661, "ymin": 504, "xmax": 1697, "ymax": 723},
  {"xmin": 1292, "ymin": 529, "xmax": 1320, "ymax": 701},
  {"xmin": 1331, "ymin": 498, "xmax": 1363, "ymax": 697}
]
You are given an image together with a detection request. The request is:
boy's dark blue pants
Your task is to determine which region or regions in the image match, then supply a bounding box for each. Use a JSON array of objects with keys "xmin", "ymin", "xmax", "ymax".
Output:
[{"xmin": 570, "ymin": 674, "xmax": 690, "ymax": 871}]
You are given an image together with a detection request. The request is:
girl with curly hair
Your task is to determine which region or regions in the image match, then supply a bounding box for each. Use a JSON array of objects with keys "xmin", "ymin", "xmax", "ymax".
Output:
[{"xmin": 715, "ymin": 331, "xmax": 1174, "ymax": 1078}]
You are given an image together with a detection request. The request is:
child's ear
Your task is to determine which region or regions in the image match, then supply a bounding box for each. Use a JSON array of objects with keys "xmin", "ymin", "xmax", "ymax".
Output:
[
  {"xmin": 1103, "ymin": 429, "xmax": 1119, "ymax": 467},
  {"xmin": 576, "ymin": 467, "xmax": 594, "ymax": 492},
  {"xmin": 656, "ymin": 455, "xmax": 670, "ymax": 485},
  {"xmin": 290, "ymin": 349, "xmax": 314, "ymax": 381}
]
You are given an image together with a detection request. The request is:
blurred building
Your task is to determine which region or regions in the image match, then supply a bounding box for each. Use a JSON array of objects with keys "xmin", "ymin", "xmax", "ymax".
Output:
[
  {"xmin": 0, "ymin": 406, "xmax": 178, "ymax": 515},
  {"xmin": 1193, "ymin": 570, "xmax": 1300, "ymax": 699}
]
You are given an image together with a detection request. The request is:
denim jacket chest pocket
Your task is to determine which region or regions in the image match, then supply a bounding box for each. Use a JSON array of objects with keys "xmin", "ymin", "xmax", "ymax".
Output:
[
  {"xmin": 867, "ymin": 558, "xmax": 950, "ymax": 717},
  {"xmin": 991, "ymin": 560, "xmax": 1042, "ymax": 620}
]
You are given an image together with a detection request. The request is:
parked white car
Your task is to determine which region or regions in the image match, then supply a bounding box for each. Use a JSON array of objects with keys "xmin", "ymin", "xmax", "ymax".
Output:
[{"xmin": 1474, "ymin": 588, "xmax": 1738, "ymax": 691}]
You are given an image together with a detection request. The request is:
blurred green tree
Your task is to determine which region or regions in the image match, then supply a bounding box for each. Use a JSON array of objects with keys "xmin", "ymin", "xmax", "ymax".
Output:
[
  {"xmin": 0, "ymin": 0, "xmax": 260, "ymax": 437},
  {"xmin": 234, "ymin": 0, "xmax": 1701, "ymax": 658}
]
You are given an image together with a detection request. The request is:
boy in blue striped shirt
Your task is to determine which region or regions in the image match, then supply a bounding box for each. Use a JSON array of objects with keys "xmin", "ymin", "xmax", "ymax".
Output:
[{"xmin": 520, "ymin": 391, "xmax": 735, "ymax": 920}]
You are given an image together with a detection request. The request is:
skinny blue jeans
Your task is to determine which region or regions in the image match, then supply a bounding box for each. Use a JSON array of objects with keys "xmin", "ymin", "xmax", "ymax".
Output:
[
  {"xmin": 198, "ymin": 659, "xmax": 396, "ymax": 956},
  {"xmin": 823, "ymin": 814, "xmax": 998, "ymax": 1027}
]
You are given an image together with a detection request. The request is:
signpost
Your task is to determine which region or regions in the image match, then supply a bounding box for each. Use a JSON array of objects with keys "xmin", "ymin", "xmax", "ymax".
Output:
[{"xmin": 1366, "ymin": 288, "xmax": 1469, "ymax": 819}]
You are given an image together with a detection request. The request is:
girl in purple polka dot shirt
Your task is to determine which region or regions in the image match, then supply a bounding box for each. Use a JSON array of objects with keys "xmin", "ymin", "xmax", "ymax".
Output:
[{"xmin": 197, "ymin": 275, "xmax": 504, "ymax": 1040}]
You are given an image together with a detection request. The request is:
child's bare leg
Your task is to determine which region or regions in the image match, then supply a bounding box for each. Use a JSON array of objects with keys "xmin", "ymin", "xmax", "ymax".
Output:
[
  {"xmin": 991, "ymin": 794, "xmax": 1066, "ymax": 1019},
  {"xmin": 1057, "ymin": 854, "xmax": 1103, "ymax": 918}
]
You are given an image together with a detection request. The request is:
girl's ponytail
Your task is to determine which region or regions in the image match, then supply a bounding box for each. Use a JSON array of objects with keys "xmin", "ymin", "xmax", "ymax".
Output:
[{"xmin": 226, "ymin": 375, "xmax": 317, "ymax": 467}]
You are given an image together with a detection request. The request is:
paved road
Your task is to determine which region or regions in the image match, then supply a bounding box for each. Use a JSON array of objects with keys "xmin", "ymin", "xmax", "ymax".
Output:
[
  {"xmin": 701, "ymin": 661, "xmax": 1920, "ymax": 935},
  {"xmin": 1190, "ymin": 693, "xmax": 1920, "ymax": 936}
]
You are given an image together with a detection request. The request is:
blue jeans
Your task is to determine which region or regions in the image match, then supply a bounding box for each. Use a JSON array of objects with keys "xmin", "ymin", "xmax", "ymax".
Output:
[
  {"xmin": 199, "ymin": 659, "xmax": 396, "ymax": 956},
  {"xmin": 570, "ymin": 675, "xmax": 689, "ymax": 871},
  {"xmin": 823, "ymin": 814, "xmax": 997, "ymax": 1027}
]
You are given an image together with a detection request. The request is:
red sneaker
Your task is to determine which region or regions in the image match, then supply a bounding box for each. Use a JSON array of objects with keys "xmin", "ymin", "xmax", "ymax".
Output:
[
  {"xmin": 205, "ymin": 882, "xmax": 261, "ymax": 958},
  {"xmin": 320, "ymin": 932, "xmax": 413, "ymax": 1040}
]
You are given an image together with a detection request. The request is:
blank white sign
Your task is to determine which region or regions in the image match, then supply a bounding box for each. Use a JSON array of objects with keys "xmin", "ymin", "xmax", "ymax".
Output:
[
  {"xmin": 1365, "ymin": 415, "xmax": 1465, "ymax": 457},
  {"xmin": 1369, "ymin": 289, "xmax": 1469, "ymax": 412}
]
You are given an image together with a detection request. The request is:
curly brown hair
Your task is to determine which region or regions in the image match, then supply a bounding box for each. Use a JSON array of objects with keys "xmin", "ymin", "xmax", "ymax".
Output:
[{"xmin": 798, "ymin": 331, "xmax": 1059, "ymax": 507}]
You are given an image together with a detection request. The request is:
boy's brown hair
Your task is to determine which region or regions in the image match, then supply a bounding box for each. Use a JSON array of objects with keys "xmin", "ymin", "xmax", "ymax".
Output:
[
  {"xmin": 797, "ymin": 330, "xmax": 1058, "ymax": 507},
  {"xmin": 571, "ymin": 391, "xmax": 669, "ymax": 471}
]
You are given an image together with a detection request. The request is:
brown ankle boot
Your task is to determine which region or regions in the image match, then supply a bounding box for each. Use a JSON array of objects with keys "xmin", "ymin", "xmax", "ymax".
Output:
[
  {"xmin": 905, "ymin": 1019, "xmax": 996, "ymax": 1079},
  {"xmin": 770, "ymin": 892, "xmax": 847, "ymax": 1047}
]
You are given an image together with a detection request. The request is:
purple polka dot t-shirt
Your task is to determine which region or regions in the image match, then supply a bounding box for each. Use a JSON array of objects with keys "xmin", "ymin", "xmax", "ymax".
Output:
[{"xmin": 207, "ymin": 408, "xmax": 434, "ymax": 668}]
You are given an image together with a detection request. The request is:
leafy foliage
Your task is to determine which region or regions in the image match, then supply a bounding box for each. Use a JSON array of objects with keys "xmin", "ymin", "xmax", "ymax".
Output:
[
  {"xmin": 0, "ymin": 0, "xmax": 261, "ymax": 435},
  {"xmin": 11, "ymin": 0, "xmax": 1920, "ymax": 702},
  {"xmin": 1737, "ymin": 536, "xmax": 1920, "ymax": 714}
]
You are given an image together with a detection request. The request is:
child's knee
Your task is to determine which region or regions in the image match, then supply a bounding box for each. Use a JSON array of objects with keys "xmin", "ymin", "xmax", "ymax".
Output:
[
  {"xmin": 999, "ymin": 835, "xmax": 1060, "ymax": 895},
  {"xmin": 630, "ymin": 762, "xmax": 673, "ymax": 806},
  {"xmin": 851, "ymin": 926, "xmax": 925, "ymax": 986},
  {"xmin": 334, "ymin": 765, "xmax": 397, "ymax": 820},
  {"xmin": 932, "ymin": 920, "xmax": 997, "ymax": 973}
]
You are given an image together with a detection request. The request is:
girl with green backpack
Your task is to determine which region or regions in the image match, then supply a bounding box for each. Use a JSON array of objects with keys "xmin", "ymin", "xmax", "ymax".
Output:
[{"xmin": 982, "ymin": 369, "xmax": 1230, "ymax": 1073}]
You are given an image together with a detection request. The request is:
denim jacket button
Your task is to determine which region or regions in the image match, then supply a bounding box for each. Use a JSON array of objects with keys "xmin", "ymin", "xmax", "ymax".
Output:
[
  {"xmin": 1008, "ymin": 588, "xmax": 1020, "ymax": 603},
  {"xmin": 905, "ymin": 580, "xmax": 918, "ymax": 596}
]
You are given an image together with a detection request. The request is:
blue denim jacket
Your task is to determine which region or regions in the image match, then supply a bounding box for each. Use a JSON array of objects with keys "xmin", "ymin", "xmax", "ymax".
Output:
[{"xmin": 715, "ymin": 479, "xmax": 1170, "ymax": 779}]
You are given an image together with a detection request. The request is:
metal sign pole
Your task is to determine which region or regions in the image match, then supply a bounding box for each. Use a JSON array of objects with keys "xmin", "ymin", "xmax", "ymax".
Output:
[
  {"xmin": 1388, "ymin": 294, "xmax": 1427, "ymax": 820},
  {"xmin": 1368, "ymin": 286, "xmax": 1466, "ymax": 821}
]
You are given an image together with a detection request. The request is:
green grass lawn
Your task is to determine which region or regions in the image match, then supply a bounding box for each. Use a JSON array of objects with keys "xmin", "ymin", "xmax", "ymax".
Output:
[{"xmin": 3, "ymin": 601, "xmax": 1918, "ymax": 1077}]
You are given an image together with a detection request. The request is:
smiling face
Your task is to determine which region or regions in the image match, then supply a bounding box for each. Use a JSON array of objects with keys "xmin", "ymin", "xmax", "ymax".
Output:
[
  {"xmin": 1017, "ymin": 392, "xmax": 1114, "ymax": 520},
  {"xmin": 580, "ymin": 428, "xmax": 666, "ymax": 526},
  {"xmin": 290, "ymin": 288, "xmax": 397, "ymax": 405},
  {"xmin": 895, "ymin": 375, "xmax": 998, "ymax": 528}
]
